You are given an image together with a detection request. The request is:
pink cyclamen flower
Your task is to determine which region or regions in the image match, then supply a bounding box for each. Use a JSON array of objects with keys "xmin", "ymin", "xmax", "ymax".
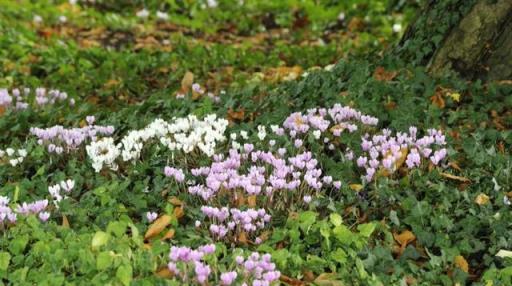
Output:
[
  {"xmin": 146, "ymin": 212, "xmax": 158, "ymax": 222},
  {"xmin": 39, "ymin": 212, "xmax": 50, "ymax": 222}
]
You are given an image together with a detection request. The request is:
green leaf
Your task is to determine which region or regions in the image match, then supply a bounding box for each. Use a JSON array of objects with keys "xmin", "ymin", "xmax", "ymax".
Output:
[
  {"xmin": 92, "ymin": 231, "xmax": 110, "ymax": 249},
  {"xmin": 298, "ymin": 211, "xmax": 318, "ymax": 232},
  {"xmin": 0, "ymin": 252, "xmax": 11, "ymax": 271},
  {"xmin": 357, "ymin": 222, "xmax": 377, "ymax": 237},
  {"xmin": 116, "ymin": 264, "xmax": 133, "ymax": 286},
  {"xmin": 329, "ymin": 213, "xmax": 343, "ymax": 227},
  {"xmin": 9, "ymin": 235, "xmax": 28, "ymax": 255},
  {"xmin": 332, "ymin": 225, "xmax": 353, "ymax": 245},
  {"xmin": 96, "ymin": 251, "xmax": 113, "ymax": 270}
]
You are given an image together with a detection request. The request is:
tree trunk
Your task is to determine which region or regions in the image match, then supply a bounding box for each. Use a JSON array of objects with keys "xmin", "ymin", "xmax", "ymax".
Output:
[{"xmin": 396, "ymin": 0, "xmax": 512, "ymax": 81}]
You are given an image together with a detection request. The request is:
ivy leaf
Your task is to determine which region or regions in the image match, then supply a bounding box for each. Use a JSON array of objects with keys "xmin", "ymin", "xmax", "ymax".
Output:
[
  {"xmin": 0, "ymin": 252, "xmax": 11, "ymax": 271},
  {"xmin": 116, "ymin": 264, "xmax": 132, "ymax": 286},
  {"xmin": 92, "ymin": 231, "xmax": 110, "ymax": 249}
]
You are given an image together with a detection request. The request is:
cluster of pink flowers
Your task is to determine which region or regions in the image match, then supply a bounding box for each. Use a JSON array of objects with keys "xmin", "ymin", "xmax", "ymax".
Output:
[
  {"xmin": 0, "ymin": 87, "xmax": 74, "ymax": 111},
  {"xmin": 282, "ymin": 104, "xmax": 378, "ymax": 138},
  {"xmin": 233, "ymin": 252, "xmax": 281, "ymax": 286},
  {"xmin": 356, "ymin": 127, "xmax": 447, "ymax": 181},
  {"xmin": 30, "ymin": 116, "xmax": 115, "ymax": 154},
  {"xmin": 0, "ymin": 196, "xmax": 51, "ymax": 226},
  {"xmin": 167, "ymin": 244, "xmax": 216, "ymax": 284},
  {"xmin": 187, "ymin": 146, "xmax": 340, "ymax": 205},
  {"xmin": 164, "ymin": 166, "xmax": 185, "ymax": 182},
  {"xmin": 167, "ymin": 244, "xmax": 279, "ymax": 286},
  {"xmin": 200, "ymin": 206, "xmax": 271, "ymax": 239}
]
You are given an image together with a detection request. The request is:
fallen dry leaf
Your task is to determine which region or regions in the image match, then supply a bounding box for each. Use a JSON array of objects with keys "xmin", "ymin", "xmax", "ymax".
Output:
[
  {"xmin": 62, "ymin": 215, "xmax": 70, "ymax": 228},
  {"xmin": 440, "ymin": 172, "xmax": 471, "ymax": 183},
  {"xmin": 173, "ymin": 206, "xmax": 184, "ymax": 220},
  {"xmin": 475, "ymin": 193, "xmax": 490, "ymax": 205},
  {"xmin": 349, "ymin": 184, "xmax": 363, "ymax": 192},
  {"xmin": 454, "ymin": 255, "xmax": 469, "ymax": 272},
  {"xmin": 314, "ymin": 273, "xmax": 345, "ymax": 286},
  {"xmin": 280, "ymin": 274, "xmax": 306, "ymax": 286},
  {"xmin": 373, "ymin": 66, "xmax": 397, "ymax": 81},
  {"xmin": 155, "ymin": 267, "xmax": 174, "ymax": 279},
  {"xmin": 238, "ymin": 231, "xmax": 248, "ymax": 245},
  {"xmin": 168, "ymin": 196, "xmax": 183, "ymax": 206},
  {"xmin": 393, "ymin": 230, "xmax": 416, "ymax": 255},
  {"xmin": 161, "ymin": 229, "xmax": 175, "ymax": 241},
  {"xmin": 430, "ymin": 92, "xmax": 445, "ymax": 109},
  {"xmin": 247, "ymin": 195, "xmax": 257, "ymax": 207},
  {"xmin": 227, "ymin": 108, "xmax": 245, "ymax": 122},
  {"xmin": 144, "ymin": 215, "xmax": 172, "ymax": 240}
]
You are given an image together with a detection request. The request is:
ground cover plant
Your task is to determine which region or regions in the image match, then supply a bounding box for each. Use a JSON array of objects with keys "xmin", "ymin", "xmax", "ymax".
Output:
[{"xmin": 0, "ymin": 0, "xmax": 511, "ymax": 285}]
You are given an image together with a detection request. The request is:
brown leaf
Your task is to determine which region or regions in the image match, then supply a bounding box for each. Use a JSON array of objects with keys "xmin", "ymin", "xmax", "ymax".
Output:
[
  {"xmin": 373, "ymin": 66, "xmax": 397, "ymax": 81},
  {"xmin": 62, "ymin": 215, "xmax": 70, "ymax": 228},
  {"xmin": 181, "ymin": 71, "xmax": 194, "ymax": 93},
  {"xmin": 144, "ymin": 215, "xmax": 172, "ymax": 240},
  {"xmin": 440, "ymin": 172, "xmax": 471, "ymax": 183},
  {"xmin": 454, "ymin": 255, "xmax": 469, "ymax": 273},
  {"xmin": 302, "ymin": 270, "xmax": 315, "ymax": 282},
  {"xmin": 314, "ymin": 273, "xmax": 345, "ymax": 286},
  {"xmin": 161, "ymin": 229, "xmax": 175, "ymax": 241},
  {"xmin": 173, "ymin": 207, "xmax": 184, "ymax": 220},
  {"xmin": 448, "ymin": 161, "xmax": 463, "ymax": 172},
  {"xmin": 247, "ymin": 195, "xmax": 257, "ymax": 207},
  {"xmin": 265, "ymin": 66, "xmax": 303, "ymax": 82},
  {"xmin": 168, "ymin": 196, "xmax": 183, "ymax": 206},
  {"xmin": 155, "ymin": 267, "xmax": 174, "ymax": 279},
  {"xmin": 347, "ymin": 17, "xmax": 365, "ymax": 32},
  {"xmin": 227, "ymin": 108, "xmax": 245, "ymax": 122},
  {"xmin": 280, "ymin": 274, "xmax": 305, "ymax": 286},
  {"xmin": 475, "ymin": 193, "xmax": 490, "ymax": 205},
  {"xmin": 238, "ymin": 231, "xmax": 248, "ymax": 245},
  {"xmin": 393, "ymin": 230, "xmax": 416, "ymax": 255},
  {"xmin": 430, "ymin": 90, "xmax": 445, "ymax": 109}
]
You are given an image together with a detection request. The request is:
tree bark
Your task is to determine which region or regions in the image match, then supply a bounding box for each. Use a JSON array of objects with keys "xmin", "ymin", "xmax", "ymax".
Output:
[{"xmin": 397, "ymin": 0, "xmax": 512, "ymax": 81}]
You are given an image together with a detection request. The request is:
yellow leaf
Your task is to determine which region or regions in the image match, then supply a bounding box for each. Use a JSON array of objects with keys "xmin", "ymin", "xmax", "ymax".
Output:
[
  {"xmin": 454, "ymin": 255, "xmax": 469, "ymax": 272},
  {"xmin": 144, "ymin": 215, "xmax": 172, "ymax": 240},
  {"xmin": 449, "ymin": 92, "xmax": 461, "ymax": 102},
  {"xmin": 349, "ymin": 184, "xmax": 363, "ymax": 192},
  {"xmin": 475, "ymin": 193, "xmax": 490, "ymax": 205}
]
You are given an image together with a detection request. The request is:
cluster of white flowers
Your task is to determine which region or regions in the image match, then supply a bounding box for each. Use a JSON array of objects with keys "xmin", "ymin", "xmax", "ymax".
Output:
[
  {"xmin": 48, "ymin": 179, "xmax": 75, "ymax": 205},
  {"xmin": 86, "ymin": 138, "xmax": 120, "ymax": 172},
  {"xmin": 86, "ymin": 114, "xmax": 228, "ymax": 172},
  {"xmin": 136, "ymin": 9, "xmax": 169, "ymax": 20},
  {"xmin": 121, "ymin": 114, "xmax": 228, "ymax": 161},
  {"xmin": 0, "ymin": 148, "xmax": 27, "ymax": 167}
]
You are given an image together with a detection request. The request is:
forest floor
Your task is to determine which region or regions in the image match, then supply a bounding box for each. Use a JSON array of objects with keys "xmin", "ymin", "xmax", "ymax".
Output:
[{"xmin": 0, "ymin": 1, "xmax": 511, "ymax": 285}]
